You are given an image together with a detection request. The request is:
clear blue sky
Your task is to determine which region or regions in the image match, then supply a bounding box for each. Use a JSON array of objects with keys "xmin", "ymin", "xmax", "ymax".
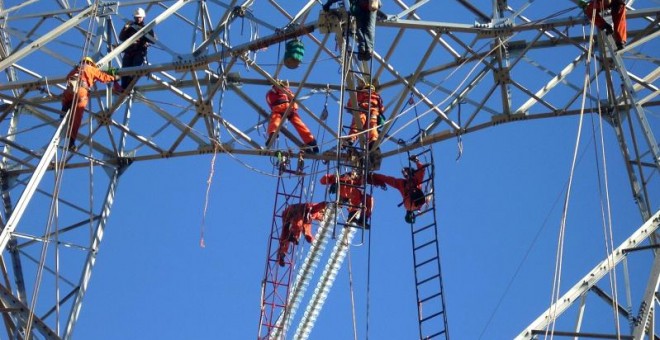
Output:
[{"xmin": 4, "ymin": 0, "xmax": 656, "ymax": 339}]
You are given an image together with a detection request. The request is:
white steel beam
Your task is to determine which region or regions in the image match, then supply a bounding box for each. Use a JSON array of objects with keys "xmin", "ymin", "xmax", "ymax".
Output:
[
  {"xmin": 0, "ymin": 120, "xmax": 66, "ymax": 252},
  {"xmin": 516, "ymin": 210, "xmax": 660, "ymax": 339},
  {"xmin": 64, "ymin": 165, "xmax": 124, "ymax": 339},
  {"xmin": 0, "ymin": 5, "xmax": 97, "ymax": 72}
]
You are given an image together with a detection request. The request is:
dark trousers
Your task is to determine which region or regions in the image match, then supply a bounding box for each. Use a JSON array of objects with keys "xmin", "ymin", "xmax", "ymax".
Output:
[
  {"xmin": 355, "ymin": 8, "xmax": 376, "ymax": 54},
  {"xmin": 121, "ymin": 52, "xmax": 146, "ymax": 89}
]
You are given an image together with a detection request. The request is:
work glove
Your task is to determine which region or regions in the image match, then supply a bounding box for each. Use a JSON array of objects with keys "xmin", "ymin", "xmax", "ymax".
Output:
[
  {"xmin": 105, "ymin": 67, "xmax": 118, "ymax": 76},
  {"xmin": 409, "ymin": 155, "xmax": 419, "ymax": 162},
  {"xmin": 329, "ymin": 183, "xmax": 337, "ymax": 194}
]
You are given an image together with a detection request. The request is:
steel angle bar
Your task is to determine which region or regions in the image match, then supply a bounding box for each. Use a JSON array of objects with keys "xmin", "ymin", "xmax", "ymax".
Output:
[
  {"xmin": 0, "ymin": 119, "xmax": 67, "ymax": 252},
  {"xmin": 378, "ymin": 38, "xmax": 439, "ymax": 147},
  {"xmin": 0, "ymin": 5, "xmax": 99, "ymax": 72},
  {"xmin": 0, "ymin": 284, "xmax": 59, "ymax": 339},
  {"xmin": 98, "ymin": 0, "xmax": 191, "ymax": 68},
  {"xmin": 64, "ymin": 165, "xmax": 124, "ymax": 339},
  {"xmin": 516, "ymin": 210, "xmax": 660, "ymax": 340},
  {"xmin": 515, "ymin": 53, "xmax": 588, "ymax": 115}
]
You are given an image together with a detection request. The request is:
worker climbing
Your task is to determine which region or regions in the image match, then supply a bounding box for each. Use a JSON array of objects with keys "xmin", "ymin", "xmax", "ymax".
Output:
[
  {"xmin": 277, "ymin": 202, "xmax": 328, "ymax": 267},
  {"xmin": 368, "ymin": 155, "xmax": 428, "ymax": 223},
  {"xmin": 580, "ymin": 0, "xmax": 627, "ymax": 50},
  {"xmin": 61, "ymin": 57, "xmax": 119, "ymax": 151},
  {"xmin": 345, "ymin": 81, "xmax": 384, "ymax": 151},
  {"xmin": 320, "ymin": 172, "xmax": 373, "ymax": 227},
  {"xmin": 118, "ymin": 7, "xmax": 156, "ymax": 91},
  {"xmin": 265, "ymin": 80, "xmax": 319, "ymax": 154},
  {"xmin": 323, "ymin": 0, "xmax": 380, "ymax": 60}
]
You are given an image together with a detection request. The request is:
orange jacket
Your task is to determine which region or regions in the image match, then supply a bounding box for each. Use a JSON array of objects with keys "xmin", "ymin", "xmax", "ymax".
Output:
[
  {"xmin": 266, "ymin": 86, "xmax": 298, "ymax": 112},
  {"xmin": 347, "ymin": 90, "xmax": 384, "ymax": 114},
  {"xmin": 368, "ymin": 160, "xmax": 426, "ymax": 211},
  {"xmin": 66, "ymin": 64, "xmax": 116, "ymax": 90}
]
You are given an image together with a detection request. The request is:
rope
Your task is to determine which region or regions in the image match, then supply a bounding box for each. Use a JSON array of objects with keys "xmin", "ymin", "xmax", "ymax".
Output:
[
  {"xmin": 585, "ymin": 27, "xmax": 622, "ymax": 335},
  {"xmin": 364, "ymin": 210, "xmax": 373, "ymax": 340},
  {"xmin": 544, "ymin": 9, "xmax": 597, "ymax": 338},
  {"xmin": 347, "ymin": 249, "xmax": 359, "ymax": 340},
  {"xmin": 199, "ymin": 146, "xmax": 219, "ymax": 248},
  {"xmin": 25, "ymin": 2, "xmax": 102, "ymax": 336}
]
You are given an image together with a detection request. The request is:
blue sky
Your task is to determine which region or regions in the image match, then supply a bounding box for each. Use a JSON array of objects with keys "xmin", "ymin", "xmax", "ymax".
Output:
[{"xmin": 2, "ymin": 0, "xmax": 658, "ymax": 339}]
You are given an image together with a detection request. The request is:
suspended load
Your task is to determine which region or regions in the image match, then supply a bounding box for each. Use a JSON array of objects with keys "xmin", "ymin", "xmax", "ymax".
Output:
[{"xmin": 284, "ymin": 39, "xmax": 305, "ymax": 69}]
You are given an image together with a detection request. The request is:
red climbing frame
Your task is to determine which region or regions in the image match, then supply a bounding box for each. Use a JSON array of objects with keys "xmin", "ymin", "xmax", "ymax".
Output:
[{"xmin": 257, "ymin": 152, "xmax": 306, "ymax": 339}]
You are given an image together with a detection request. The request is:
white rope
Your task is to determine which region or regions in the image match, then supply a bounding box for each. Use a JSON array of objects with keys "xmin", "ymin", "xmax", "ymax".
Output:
[{"xmin": 544, "ymin": 7, "xmax": 598, "ymax": 339}]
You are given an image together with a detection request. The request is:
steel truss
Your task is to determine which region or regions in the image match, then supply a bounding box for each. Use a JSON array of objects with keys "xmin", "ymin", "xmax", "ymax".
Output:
[{"xmin": 0, "ymin": 0, "xmax": 658, "ymax": 338}]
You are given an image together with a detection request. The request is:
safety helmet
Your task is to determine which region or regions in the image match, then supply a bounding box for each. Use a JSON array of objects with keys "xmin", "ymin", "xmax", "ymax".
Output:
[
  {"xmin": 404, "ymin": 211, "xmax": 416, "ymax": 224},
  {"xmin": 81, "ymin": 57, "xmax": 96, "ymax": 66},
  {"xmin": 134, "ymin": 8, "xmax": 146, "ymax": 18}
]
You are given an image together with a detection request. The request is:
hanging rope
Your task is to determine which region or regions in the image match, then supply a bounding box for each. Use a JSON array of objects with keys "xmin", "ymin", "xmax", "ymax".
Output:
[
  {"xmin": 545, "ymin": 8, "xmax": 597, "ymax": 338},
  {"xmin": 456, "ymin": 99, "xmax": 465, "ymax": 160},
  {"xmin": 199, "ymin": 146, "xmax": 219, "ymax": 248}
]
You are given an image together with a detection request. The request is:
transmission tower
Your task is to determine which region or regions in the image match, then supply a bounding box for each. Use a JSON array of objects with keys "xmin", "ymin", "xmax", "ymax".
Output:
[{"xmin": 0, "ymin": 0, "xmax": 658, "ymax": 338}]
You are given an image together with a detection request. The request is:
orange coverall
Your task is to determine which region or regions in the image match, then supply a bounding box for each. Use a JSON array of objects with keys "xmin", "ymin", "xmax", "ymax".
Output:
[
  {"xmin": 266, "ymin": 85, "xmax": 315, "ymax": 144},
  {"xmin": 61, "ymin": 63, "xmax": 116, "ymax": 145},
  {"xmin": 320, "ymin": 173, "xmax": 373, "ymax": 219},
  {"xmin": 347, "ymin": 89, "xmax": 384, "ymax": 143},
  {"xmin": 368, "ymin": 160, "xmax": 426, "ymax": 212},
  {"xmin": 584, "ymin": 0, "xmax": 627, "ymax": 46},
  {"xmin": 277, "ymin": 202, "xmax": 327, "ymax": 266}
]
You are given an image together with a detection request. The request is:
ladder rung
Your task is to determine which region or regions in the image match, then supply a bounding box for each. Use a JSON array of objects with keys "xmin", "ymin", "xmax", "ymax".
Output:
[
  {"xmin": 413, "ymin": 239, "xmax": 437, "ymax": 252},
  {"xmin": 420, "ymin": 310, "xmax": 444, "ymax": 323},
  {"xmin": 412, "ymin": 223, "xmax": 435, "ymax": 235},
  {"xmin": 421, "ymin": 329, "xmax": 447, "ymax": 339},
  {"xmin": 348, "ymin": 68, "xmax": 370, "ymax": 76},
  {"xmin": 419, "ymin": 291, "xmax": 442, "ymax": 304},
  {"xmin": 417, "ymin": 274, "xmax": 440, "ymax": 286},
  {"xmin": 415, "ymin": 256, "xmax": 439, "ymax": 269}
]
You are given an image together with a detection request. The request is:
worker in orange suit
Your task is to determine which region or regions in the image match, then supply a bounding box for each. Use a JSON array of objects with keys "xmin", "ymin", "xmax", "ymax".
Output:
[
  {"xmin": 61, "ymin": 57, "xmax": 118, "ymax": 151},
  {"xmin": 368, "ymin": 155, "xmax": 428, "ymax": 224},
  {"xmin": 277, "ymin": 202, "xmax": 327, "ymax": 267},
  {"xmin": 346, "ymin": 82, "xmax": 384, "ymax": 150},
  {"xmin": 320, "ymin": 172, "xmax": 373, "ymax": 227},
  {"xmin": 265, "ymin": 80, "xmax": 319, "ymax": 154},
  {"xmin": 581, "ymin": 0, "xmax": 627, "ymax": 50}
]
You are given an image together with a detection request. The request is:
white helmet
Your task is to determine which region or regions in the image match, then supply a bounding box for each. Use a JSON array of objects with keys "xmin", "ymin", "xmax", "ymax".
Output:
[{"xmin": 133, "ymin": 8, "xmax": 145, "ymax": 18}]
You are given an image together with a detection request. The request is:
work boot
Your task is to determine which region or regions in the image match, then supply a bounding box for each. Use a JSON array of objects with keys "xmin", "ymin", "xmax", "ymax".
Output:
[
  {"xmin": 265, "ymin": 133, "xmax": 274, "ymax": 147},
  {"xmin": 347, "ymin": 210, "xmax": 360, "ymax": 224},
  {"xmin": 288, "ymin": 233, "xmax": 299, "ymax": 245},
  {"xmin": 357, "ymin": 51, "xmax": 372, "ymax": 61},
  {"xmin": 616, "ymin": 41, "xmax": 626, "ymax": 51},
  {"xmin": 278, "ymin": 253, "xmax": 286, "ymax": 267},
  {"xmin": 603, "ymin": 24, "xmax": 613, "ymax": 35},
  {"xmin": 305, "ymin": 140, "xmax": 319, "ymax": 154},
  {"xmin": 67, "ymin": 142, "xmax": 77, "ymax": 152}
]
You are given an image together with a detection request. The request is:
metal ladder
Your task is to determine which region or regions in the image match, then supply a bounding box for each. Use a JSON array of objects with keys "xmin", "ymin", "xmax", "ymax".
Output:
[
  {"xmin": 408, "ymin": 148, "xmax": 449, "ymax": 339},
  {"xmin": 257, "ymin": 151, "xmax": 306, "ymax": 340},
  {"xmin": 327, "ymin": 9, "xmax": 378, "ymax": 239}
]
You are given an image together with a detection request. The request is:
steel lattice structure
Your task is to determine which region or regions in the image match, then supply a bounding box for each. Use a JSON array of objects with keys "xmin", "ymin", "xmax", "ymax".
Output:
[{"xmin": 0, "ymin": 0, "xmax": 659, "ymax": 338}]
